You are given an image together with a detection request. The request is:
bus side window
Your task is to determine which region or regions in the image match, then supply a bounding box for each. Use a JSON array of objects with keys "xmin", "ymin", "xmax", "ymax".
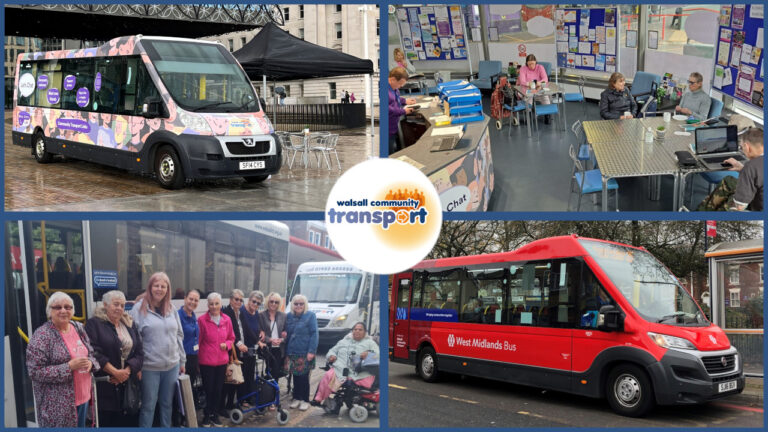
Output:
[
  {"xmin": 60, "ymin": 58, "xmax": 94, "ymax": 111},
  {"xmin": 397, "ymin": 278, "xmax": 410, "ymax": 309},
  {"xmin": 134, "ymin": 60, "xmax": 160, "ymax": 114},
  {"xmin": 94, "ymin": 57, "xmax": 124, "ymax": 114},
  {"xmin": 17, "ymin": 62, "xmax": 37, "ymax": 107},
  {"xmin": 578, "ymin": 267, "xmax": 616, "ymax": 328}
]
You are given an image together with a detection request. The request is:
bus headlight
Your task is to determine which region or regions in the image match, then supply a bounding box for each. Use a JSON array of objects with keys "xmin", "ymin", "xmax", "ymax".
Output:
[
  {"xmin": 647, "ymin": 332, "xmax": 696, "ymax": 350},
  {"xmin": 329, "ymin": 315, "xmax": 348, "ymax": 327},
  {"xmin": 179, "ymin": 111, "xmax": 212, "ymax": 134}
]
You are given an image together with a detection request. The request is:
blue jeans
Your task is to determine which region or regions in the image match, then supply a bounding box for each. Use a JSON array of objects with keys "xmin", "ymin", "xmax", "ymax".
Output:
[
  {"xmin": 139, "ymin": 365, "xmax": 179, "ymax": 427},
  {"xmin": 76, "ymin": 401, "xmax": 89, "ymax": 427}
]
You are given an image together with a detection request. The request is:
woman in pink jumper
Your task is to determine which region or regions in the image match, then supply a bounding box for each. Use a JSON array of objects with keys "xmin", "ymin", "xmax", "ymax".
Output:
[{"xmin": 517, "ymin": 54, "xmax": 552, "ymax": 122}]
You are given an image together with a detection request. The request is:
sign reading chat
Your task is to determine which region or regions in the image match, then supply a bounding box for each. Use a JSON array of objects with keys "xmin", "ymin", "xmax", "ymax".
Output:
[{"xmin": 93, "ymin": 270, "xmax": 119, "ymax": 290}]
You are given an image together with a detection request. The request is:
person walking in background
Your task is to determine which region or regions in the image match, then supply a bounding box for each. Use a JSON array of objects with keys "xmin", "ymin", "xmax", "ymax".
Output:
[
  {"xmin": 27, "ymin": 291, "xmax": 99, "ymax": 427},
  {"xmin": 178, "ymin": 289, "xmax": 202, "ymax": 408},
  {"xmin": 129, "ymin": 272, "xmax": 186, "ymax": 428},
  {"xmin": 284, "ymin": 294, "xmax": 318, "ymax": 411},
  {"xmin": 350, "ymin": 93, "xmax": 356, "ymax": 103},
  {"xmin": 86, "ymin": 290, "xmax": 143, "ymax": 427},
  {"xmin": 198, "ymin": 292, "xmax": 235, "ymax": 427}
]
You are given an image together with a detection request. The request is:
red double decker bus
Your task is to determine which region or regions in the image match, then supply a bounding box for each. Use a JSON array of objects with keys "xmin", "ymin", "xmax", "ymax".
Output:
[{"xmin": 389, "ymin": 235, "xmax": 744, "ymax": 416}]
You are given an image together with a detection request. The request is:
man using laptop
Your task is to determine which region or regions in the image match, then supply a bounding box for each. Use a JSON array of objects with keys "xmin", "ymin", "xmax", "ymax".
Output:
[
  {"xmin": 698, "ymin": 128, "xmax": 763, "ymax": 211},
  {"xmin": 675, "ymin": 72, "xmax": 711, "ymax": 120}
]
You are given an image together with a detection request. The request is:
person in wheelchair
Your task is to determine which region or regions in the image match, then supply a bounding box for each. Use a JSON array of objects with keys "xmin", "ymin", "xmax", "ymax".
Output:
[{"xmin": 312, "ymin": 322, "xmax": 379, "ymax": 407}]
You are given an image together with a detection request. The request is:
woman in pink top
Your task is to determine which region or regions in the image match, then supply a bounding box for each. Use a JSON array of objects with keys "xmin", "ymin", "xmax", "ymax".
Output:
[
  {"xmin": 198, "ymin": 292, "xmax": 235, "ymax": 427},
  {"xmin": 27, "ymin": 291, "xmax": 99, "ymax": 427},
  {"xmin": 517, "ymin": 54, "xmax": 552, "ymax": 106}
]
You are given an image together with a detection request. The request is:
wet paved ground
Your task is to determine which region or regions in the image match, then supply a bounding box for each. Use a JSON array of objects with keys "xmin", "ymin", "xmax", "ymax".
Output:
[{"xmin": 5, "ymin": 112, "xmax": 378, "ymax": 211}]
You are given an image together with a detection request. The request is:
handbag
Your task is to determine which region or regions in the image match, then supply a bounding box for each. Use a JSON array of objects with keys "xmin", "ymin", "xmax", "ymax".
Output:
[
  {"xmin": 122, "ymin": 374, "xmax": 142, "ymax": 415},
  {"xmin": 225, "ymin": 349, "xmax": 244, "ymax": 385}
]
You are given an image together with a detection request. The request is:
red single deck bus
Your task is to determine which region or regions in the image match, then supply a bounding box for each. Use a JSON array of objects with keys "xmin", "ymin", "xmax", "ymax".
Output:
[{"xmin": 389, "ymin": 235, "xmax": 744, "ymax": 416}]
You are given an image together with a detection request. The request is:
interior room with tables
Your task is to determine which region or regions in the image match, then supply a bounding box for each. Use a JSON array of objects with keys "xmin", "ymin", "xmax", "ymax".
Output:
[{"xmin": 387, "ymin": 4, "xmax": 763, "ymax": 212}]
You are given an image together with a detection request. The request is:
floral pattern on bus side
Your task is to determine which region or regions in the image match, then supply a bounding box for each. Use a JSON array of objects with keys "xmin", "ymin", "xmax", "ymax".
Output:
[{"xmin": 14, "ymin": 36, "xmax": 273, "ymax": 149}]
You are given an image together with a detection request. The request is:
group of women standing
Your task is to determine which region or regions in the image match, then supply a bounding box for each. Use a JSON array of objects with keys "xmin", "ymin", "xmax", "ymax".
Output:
[{"xmin": 26, "ymin": 271, "xmax": 321, "ymax": 428}]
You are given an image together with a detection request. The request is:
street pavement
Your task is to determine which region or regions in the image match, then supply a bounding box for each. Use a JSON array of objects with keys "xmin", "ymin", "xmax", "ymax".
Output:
[{"xmin": 389, "ymin": 361, "xmax": 763, "ymax": 428}]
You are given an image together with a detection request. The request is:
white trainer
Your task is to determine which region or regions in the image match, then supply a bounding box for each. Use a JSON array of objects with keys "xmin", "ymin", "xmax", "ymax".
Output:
[
  {"xmin": 299, "ymin": 402, "xmax": 310, "ymax": 411},
  {"xmin": 290, "ymin": 400, "xmax": 300, "ymax": 409}
]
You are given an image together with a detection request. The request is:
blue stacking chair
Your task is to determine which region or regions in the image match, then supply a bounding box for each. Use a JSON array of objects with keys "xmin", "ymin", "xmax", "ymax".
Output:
[
  {"xmin": 538, "ymin": 61, "xmax": 552, "ymax": 78},
  {"xmin": 564, "ymin": 76, "xmax": 587, "ymax": 118},
  {"xmin": 503, "ymin": 101, "xmax": 528, "ymax": 136},
  {"xmin": 533, "ymin": 102, "xmax": 560, "ymax": 139},
  {"xmin": 708, "ymin": 97, "xmax": 724, "ymax": 118},
  {"xmin": 570, "ymin": 120, "xmax": 593, "ymax": 168},
  {"xmin": 630, "ymin": 71, "xmax": 661, "ymax": 110},
  {"xmin": 568, "ymin": 145, "xmax": 618, "ymax": 211},
  {"xmin": 471, "ymin": 61, "xmax": 502, "ymax": 91}
]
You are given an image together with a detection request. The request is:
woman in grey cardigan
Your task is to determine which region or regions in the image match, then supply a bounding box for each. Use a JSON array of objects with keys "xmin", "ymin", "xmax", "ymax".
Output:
[
  {"xmin": 259, "ymin": 292, "xmax": 287, "ymax": 382},
  {"xmin": 129, "ymin": 272, "xmax": 186, "ymax": 428}
]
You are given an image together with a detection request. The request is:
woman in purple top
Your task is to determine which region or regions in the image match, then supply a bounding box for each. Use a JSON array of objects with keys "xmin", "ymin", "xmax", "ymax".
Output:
[{"xmin": 388, "ymin": 67, "xmax": 416, "ymax": 154}]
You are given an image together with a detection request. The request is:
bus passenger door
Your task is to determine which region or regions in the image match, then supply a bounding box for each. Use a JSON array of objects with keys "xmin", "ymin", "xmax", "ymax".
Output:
[{"xmin": 391, "ymin": 272, "xmax": 413, "ymax": 360}]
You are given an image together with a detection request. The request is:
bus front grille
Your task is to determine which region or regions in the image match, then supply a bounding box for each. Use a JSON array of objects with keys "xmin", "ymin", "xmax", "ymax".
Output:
[
  {"xmin": 317, "ymin": 319, "xmax": 330, "ymax": 328},
  {"xmin": 225, "ymin": 140, "xmax": 271, "ymax": 155},
  {"xmin": 702, "ymin": 354, "xmax": 736, "ymax": 374}
]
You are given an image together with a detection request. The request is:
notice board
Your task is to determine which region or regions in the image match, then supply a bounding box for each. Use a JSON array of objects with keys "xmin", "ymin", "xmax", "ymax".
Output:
[
  {"xmin": 555, "ymin": 7, "xmax": 619, "ymax": 73},
  {"xmin": 395, "ymin": 5, "xmax": 468, "ymax": 61},
  {"xmin": 713, "ymin": 4, "xmax": 764, "ymax": 108}
]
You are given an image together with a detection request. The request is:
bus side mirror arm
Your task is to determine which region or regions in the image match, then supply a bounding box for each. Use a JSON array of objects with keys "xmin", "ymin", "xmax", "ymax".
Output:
[{"xmin": 597, "ymin": 305, "xmax": 624, "ymax": 332}]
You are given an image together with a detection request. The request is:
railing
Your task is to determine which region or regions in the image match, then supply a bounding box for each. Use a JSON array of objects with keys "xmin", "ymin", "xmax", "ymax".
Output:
[{"xmin": 264, "ymin": 103, "xmax": 366, "ymax": 132}]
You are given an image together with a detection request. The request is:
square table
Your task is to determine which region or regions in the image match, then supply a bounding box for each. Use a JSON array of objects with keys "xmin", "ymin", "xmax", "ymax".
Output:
[{"xmin": 514, "ymin": 82, "xmax": 567, "ymax": 134}]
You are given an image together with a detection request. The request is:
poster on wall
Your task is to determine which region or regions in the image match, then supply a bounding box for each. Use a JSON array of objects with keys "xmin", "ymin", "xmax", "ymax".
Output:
[
  {"xmin": 396, "ymin": 6, "xmax": 467, "ymax": 60},
  {"xmin": 556, "ymin": 7, "xmax": 618, "ymax": 72},
  {"xmin": 714, "ymin": 4, "xmax": 763, "ymax": 108}
]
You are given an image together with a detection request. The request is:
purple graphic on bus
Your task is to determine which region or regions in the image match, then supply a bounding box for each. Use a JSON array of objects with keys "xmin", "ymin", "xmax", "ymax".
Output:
[
  {"xmin": 47, "ymin": 88, "xmax": 60, "ymax": 105},
  {"xmin": 37, "ymin": 75, "xmax": 49, "ymax": 90},
  {"xmin": 95, "ymin": 72, "xmax": 102, "ymax": 92},
  {"xmin": 17, "ymin": 111, "xmax": 30, "ymax": 127},
  {"xmin": 64, "ymin": 75, "xmax": 76, "ymax": 90},
  {"xmin": 76, "ymin": 88, "xmax": 90, "ymax": 107}
]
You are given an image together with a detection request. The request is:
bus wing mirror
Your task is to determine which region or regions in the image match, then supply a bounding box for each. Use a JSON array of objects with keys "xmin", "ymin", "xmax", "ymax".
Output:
[
  {"xmin": 141, "ymin": 97, "xmax": 166, "ymax": 118},
  {"xmin": 597, "ymin": 305, "xmax": 623, "ymax": 332}
]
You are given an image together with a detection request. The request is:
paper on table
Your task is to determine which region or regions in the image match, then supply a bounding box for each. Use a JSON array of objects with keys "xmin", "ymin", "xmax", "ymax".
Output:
[
  {"xmin": 396, "ymin": 155, "xmax": 426, "ymax": 170},
  {"xmin": 431, "ymin": 125, "xmax": 465, "ymax": 137}
]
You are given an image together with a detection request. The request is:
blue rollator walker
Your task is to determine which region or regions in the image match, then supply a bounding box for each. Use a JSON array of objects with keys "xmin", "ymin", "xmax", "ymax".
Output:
[{"xmin": 228, "ymin": 346, "xmax": 290, "ymax": 425}]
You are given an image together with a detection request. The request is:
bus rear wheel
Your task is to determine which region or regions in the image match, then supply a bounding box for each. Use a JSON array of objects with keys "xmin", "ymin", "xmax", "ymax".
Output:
[
  {"xmin": 155, "ymin": 145, "xmax": 186, "ymax": 189},
  {"xmin": 417, "ymin": 347, "xmax": 440, "ymax": 382},
  {"xmin": 606, "ymin": 364, "xmax": 654, "ymax": 417},
  {"xmin": 33, "ymin": 132, "xmax": 53, "ymax": 163}
]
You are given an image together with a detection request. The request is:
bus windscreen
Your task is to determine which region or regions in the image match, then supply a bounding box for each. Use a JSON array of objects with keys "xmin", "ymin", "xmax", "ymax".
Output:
[
  {"xmin": 142, "ymin": 40, "xmax": 259, "ymax": 113},
  {"xmin": 579, "ymin": 240, "xmax": 709, "ymax": 326},
  {"xmin": 293, "ymin": 273, "xmax": 362, "ymax": 303}
]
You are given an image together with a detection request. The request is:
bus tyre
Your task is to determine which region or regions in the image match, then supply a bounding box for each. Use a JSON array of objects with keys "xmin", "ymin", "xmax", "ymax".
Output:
[
  {"xmin": 229, "ymin": 408, "xmax": 244, "ymax": 425},
  {"xmin": 33, "ymin": 132, "xmax": 53, "ymax": 163},
  {"xmin": 417, "ymin": 347, "xmax": 440, "ymax": 382},
  {"xmin": 606, "ymin": 364, "xmax": 654, "ymax": 417},
  {"xmin": 155, "ymin": 145, "xmax": 186, "ymax": 189}
]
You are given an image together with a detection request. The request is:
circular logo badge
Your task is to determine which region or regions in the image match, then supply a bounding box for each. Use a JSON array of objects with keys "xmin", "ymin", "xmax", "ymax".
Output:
[
  {"xmin": 37, "ymin": 75, "xmax": 49, "ymax": 90},
  {"xmin": 76, "ymin": 87, "xmax": 90, "ymax": 107},
  {"xmin": 325, "ymin": 158, "xmax": 442, "ymax": 274},
  {"xmin": 47, "ymin": 88, "xmax": 60, "ymax": 105},
  {"xmin": 18, "ymin": 73, "xmax": 36, "ymax": 97},
  {"xmin": 95, "ymin": 72, "xmax": 102, "ymax": 92},
  {"xmin": 64, "ymin": 75, "xmax": 76, "ymax": 91}
]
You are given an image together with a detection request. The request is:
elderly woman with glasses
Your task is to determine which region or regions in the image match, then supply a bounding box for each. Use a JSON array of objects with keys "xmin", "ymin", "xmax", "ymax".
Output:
[
  {"xmin": 27, "ymin": 291, "xmax": 99, "ymax": 427},
  {"xmin": 238, "ymin": 290, "xmax": 266, "ymax": 406},
  {"xmin": 85, "ymin": 290, "xmax": 143, "ymax": 427},
  {"xmin": 222, "ymin": 289, "xmax": 252, "ymax": 412},
  {"xmin": 284, "ymin": 294, "xmax": 318, "ymax": 411},
  {"xmin": 258, "ymin": 292, "xmax": 287, "ymax": 385}
]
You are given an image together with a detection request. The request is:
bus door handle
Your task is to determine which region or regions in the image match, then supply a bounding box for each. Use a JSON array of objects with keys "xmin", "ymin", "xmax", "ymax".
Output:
[{"xmin": 393, "ymin": 322, "xmax": 399, "ymax": 326}]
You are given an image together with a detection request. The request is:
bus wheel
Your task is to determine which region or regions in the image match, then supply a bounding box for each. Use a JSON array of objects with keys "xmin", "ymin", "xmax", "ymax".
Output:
[
  {"xmin": 417, "ymin": 347, "xmax": 440, "ymax": 382},
  {"xmin": 33, "ymin": 132, "xmax": 53, "ymax": 163},
  {"xmin": 606, "ymin": 364, "xmax": 654, "ymax": 417},
  {"xmin": 155, "ymin": 145, "xmax": 186, "ymax": 189}
]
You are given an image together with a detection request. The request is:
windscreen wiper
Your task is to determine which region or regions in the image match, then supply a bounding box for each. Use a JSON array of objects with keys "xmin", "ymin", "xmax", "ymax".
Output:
[
  {"xmin": 656, "ymin": 311, "xmax": 687, "ymax": 323},
  {"xmin": 191, "ymin": 101, "xmax": 237, "ymax": 112}
]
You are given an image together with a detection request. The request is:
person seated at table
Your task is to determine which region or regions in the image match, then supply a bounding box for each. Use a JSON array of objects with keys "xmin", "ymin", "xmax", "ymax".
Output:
[
  {"xmin": 599, "ymin": 72, "xmax": 637, "ymax": 120},
  {"xmin": 393, "ymin": 48, "xmax": 416, "ymax": 75},
  {"xmin": 698, "ymin": 127, "xmax": 763, "ymax": 211},
  {"xmin": 517, "ymin": 54, "xmax": 552, "ymax": 122},
  {"xmin": 675, "ymin": 72, "xmax": 711, "ymax": 120},
  {"xmin": 388, "ymin": 67, "xmax": 416, "ymax": 154}
]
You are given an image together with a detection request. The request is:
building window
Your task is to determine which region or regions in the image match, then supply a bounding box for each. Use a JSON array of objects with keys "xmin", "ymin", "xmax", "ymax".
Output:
[
  {"xmin": 228, "ymin": 39, "xmax": 234, "ymax": 52},
  {"xmin": 298, "ymin": 83, "xmax": 304, "ymax": 97},
  {"xmin": 336, "ymin": 5, "xmax": 342, "ymax": 13},
  {"xmin": 299, "ymin": 5, "xmax": 304, "ymax": 19},
  {"xmin": 376, "ymin": 19, "xmax": 380, "ymax": 36},
  {"xmin": 729, "ymin": 289, "xmax": 741, "ymax": 308},
  {"xmin": 299, "ymin": 28, "xmax": 304, "ymax": 40},
  {"xmin": 760, "ymin": 264, "xmax": 764, "ymax": 286},
  {"xmin": 324, "ymin": 236, "xmax": 330, "ymax": 249},
  {"xmin": 329, "ymin": 82, "xmax": 336, "ymax": 100},
  {"xmin": 283, "ymin": 7, "xmax": 289, "ymax": 21},
  {"xmin": 335, "ymin": 23, "xmax": 342, "ymax": 39},
  {"xmin": 729, "ymin": 265, "xmax": 740, "ymax": 285},
  {"xmin": 308, "ymin": 231, "xmax": 314, "ymax": 245},
  {"xmin": 240, "ymin": 37, "xmax": 246, "ymax": 47}
]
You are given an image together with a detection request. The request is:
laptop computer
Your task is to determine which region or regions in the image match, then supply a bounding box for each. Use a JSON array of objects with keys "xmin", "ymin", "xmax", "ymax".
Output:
[
  {"xmin": 429, "ymin": 135, "xmax": 461, "ymax": 152},
  {"xmin": 694, "ymin": 125, "xmax": 745, "ymax": 170}
]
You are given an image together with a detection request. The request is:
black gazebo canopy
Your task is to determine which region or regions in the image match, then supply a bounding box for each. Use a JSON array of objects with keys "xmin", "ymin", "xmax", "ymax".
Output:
[{"xmin": 233, "ymin": 22, "xmax": 374, "ymax": 81}]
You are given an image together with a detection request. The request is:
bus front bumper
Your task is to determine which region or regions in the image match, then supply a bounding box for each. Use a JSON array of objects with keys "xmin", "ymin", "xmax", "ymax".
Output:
[
  {"xmin": 650, "ymin": 346, "xmax": 744, "ymax": 405},
  {"xmin": 180, "ymin": 134, "xmax": 282, "ymax": 180}
]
